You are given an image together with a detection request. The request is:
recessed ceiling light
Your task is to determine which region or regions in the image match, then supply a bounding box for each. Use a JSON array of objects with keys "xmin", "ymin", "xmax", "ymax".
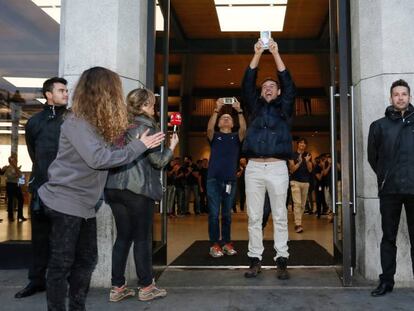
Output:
[
  {"xmin": 215, "ymin": 1, "xmax": 287, "ymax": 4},
  {"xmin": 36, "ymin": 98, "xmax": 47, "ymax": 104},
  {"xmin": 31, "ymin": 0, "xmax": 61, "ymax": 23},
  {"xmin": 3, "ymin": 77, "xmax": 46, "ymax": 88},
  {"xmin": 230, "ymin": 82, "xmax": 235, "ymax": 85},
  {"xmin": 227, "ymin": 68, "xmax": 232, "ymax": 71},
  {"xmin": 215, "ymin": 5, "xmax": 287, "ymax": 31},
  {"xmin": 156, "ymin": 2, "xmax": 164, "ymax": 31}
]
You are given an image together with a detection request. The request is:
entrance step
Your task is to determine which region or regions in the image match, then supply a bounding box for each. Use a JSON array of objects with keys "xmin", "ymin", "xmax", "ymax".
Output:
[{"xmin": 157, "ymin": 268, "xmax": 373, "ymax": 289}]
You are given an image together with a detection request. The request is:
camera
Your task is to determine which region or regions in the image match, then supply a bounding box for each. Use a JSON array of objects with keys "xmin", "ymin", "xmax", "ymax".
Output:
[
  {"xmin": 260, "ymin": 31, "xmax": 271, "ymax": 49},
  {"xmin": 223, "ymin": 97, "xmax": 235, "ymax": 105}
]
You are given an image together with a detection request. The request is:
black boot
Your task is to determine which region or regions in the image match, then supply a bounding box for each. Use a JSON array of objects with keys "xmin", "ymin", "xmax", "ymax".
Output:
[
  {"xmin": 276, "ymin": 257, "xmax": 289, "ymax": 280},
  {"xmin": 15, "ymin": 282, "xmax": 46, "ymax": 298},
  {"xmin": 371, "ymin": 282, "xmax": 393, "ymax": 297},
  {"xmin": 244, "ymin": 257, "xmax": 261, "ymax": 278}
]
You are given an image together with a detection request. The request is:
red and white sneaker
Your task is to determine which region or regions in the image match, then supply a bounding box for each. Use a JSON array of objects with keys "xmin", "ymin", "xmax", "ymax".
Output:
[
  {"xmin": 209, "ymin": 243, "xmax": 224, "ymax": 258},
  {"xmin": 222, "ymin": 243, "xmax": 237, "ymax": 256}
]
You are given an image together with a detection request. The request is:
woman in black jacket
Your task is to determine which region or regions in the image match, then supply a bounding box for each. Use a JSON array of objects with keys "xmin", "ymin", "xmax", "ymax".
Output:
[{"xmin": 105, "ymin": 88, "xmax": 179, "ymax": 302}]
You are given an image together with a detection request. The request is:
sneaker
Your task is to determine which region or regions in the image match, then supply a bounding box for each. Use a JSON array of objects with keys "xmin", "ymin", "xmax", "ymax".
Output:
[
  {"xmin": 244, "ymin": 257, "xmax": 261, "ymax": 278},
  {"xmin": 209, "ymin": 243, "xmax": 224, "ymax": 258},
  {"xmin": 138, "ymin": 282, "xmax": 167, "ymax": 301},
  {"xmin": 109, "ymin": 284, "xmax": 135, "ymax": 302},
  {"xmin": 276, "ymin": 257, "xmax": 289, "ymax": 280},
  {"xmin": 222, "ymin": 243, "xmax": 237, "ymax": 256},
  {"xmin": 294, "ymin": 225, "xmax": 303, "ymax": 233}
]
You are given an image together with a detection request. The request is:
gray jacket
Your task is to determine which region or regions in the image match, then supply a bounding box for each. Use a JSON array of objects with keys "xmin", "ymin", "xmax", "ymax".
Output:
[
  {"xmin": 105, "ymin": 115, "xmax": 173, "ymax": 201},
  {"xmin": 38, "ymin": 114, "xmax": 147, "ymax": 219}
]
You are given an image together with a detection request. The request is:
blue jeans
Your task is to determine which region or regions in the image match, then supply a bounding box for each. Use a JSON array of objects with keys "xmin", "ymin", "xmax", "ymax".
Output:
[{"xmin": 206, "ymin": 179, "xmax": 237, "ymax": 244}]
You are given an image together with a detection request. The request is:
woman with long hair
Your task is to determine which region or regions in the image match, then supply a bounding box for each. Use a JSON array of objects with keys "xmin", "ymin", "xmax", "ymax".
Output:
[
  {"xmin": 38, "ymin": 67, "xmax": 165, "ymax": 310},
  {"xmin": 105, "ymin": 88, "xmax": 179, "ymax": 302}
]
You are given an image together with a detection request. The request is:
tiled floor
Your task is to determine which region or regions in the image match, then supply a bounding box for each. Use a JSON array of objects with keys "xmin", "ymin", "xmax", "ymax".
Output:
[{"xmin": 0, "ymin": 204, "xmax": 333, "ymax": 265}]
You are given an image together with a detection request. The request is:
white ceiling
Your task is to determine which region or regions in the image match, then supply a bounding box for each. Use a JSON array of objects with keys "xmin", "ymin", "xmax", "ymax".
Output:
[{"xmin": 0, "ymin": 0, "xmax": 59, "ymax": 94}]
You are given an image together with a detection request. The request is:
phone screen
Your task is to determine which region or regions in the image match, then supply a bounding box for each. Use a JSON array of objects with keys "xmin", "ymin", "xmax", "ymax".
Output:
[{"xmin": 260, "ymin": 31, "xmax": 271, "ymax": 49}]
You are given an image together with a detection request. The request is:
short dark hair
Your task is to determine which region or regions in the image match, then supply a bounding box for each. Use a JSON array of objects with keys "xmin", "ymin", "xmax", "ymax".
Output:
[
  {"xmin": 297, "ymin": 137, "xmax": 308, "ymax": 145},
  {"xmin": 42, "ymin": 77, "xmax": 67, "ymax": 98},
  {"xmin": 390, "ymin": 79, "xmax": 410, "ymax": 96},
  {"xmin": 260, "ymin": 77, "xmax": 280, "ymax": 89}
]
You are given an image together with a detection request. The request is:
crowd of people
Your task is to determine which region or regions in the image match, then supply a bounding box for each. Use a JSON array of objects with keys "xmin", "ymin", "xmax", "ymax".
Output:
[{"xmin": 7, "ymin": 37, "xmax": 413, "ymax": 310}]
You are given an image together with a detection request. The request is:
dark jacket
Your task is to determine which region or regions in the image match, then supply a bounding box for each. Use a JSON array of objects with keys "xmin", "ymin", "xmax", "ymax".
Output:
[
  {"xmin": 25, "ymin": 105, "xmax": 67, "ymax": 193},
  {"xmin": 241, "ymin": 67, "xmax": 296, "ymax": 159},
  {"xmin": 367, "ymin": 104, "xmax": 414, "ymax": 196},
  {"xmin": 105, "ymin": 115, "xmax": 173, "ymax": 201}
]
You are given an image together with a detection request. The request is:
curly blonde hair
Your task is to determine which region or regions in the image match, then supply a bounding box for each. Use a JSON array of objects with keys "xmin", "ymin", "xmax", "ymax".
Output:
[
  {"xmin": 126, "ymin": 88, "xmax": 156, "ymax": 123},
  {"xmin": 71, "ymin": 67, "xmax": 128, "ymax": 143}
]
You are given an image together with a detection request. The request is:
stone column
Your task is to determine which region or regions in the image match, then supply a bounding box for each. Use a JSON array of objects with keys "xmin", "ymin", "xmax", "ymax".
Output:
[
  {"xmin": 351, "ymin": 0, "xmax": 414, "ymax": 285},
  {"xmin": 59, "ymin": 0, "xmax": 148, "ymax": 287}
]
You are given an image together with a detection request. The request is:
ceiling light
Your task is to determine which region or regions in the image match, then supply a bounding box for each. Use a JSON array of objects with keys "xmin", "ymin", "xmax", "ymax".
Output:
[
  {"xmin": 0, "ymin": 130, "xmax": 25, "ymax": 134},
  {"xmin": 215, "ymin": 5, "xmax": 286, "ymax": 31},
  {"xmin": 227, "ymin": 68, "xmax": 232, "ymax": 71},
  {"xmin": 230, "ymin": 82, "xmax": 235, "ymax": 85},
  {"xmin": 0, "ymin": 122, "xmax": 24, "ymax": 127},
  {"xmin": 3, "ymin": 77, "xmax": 46, "ymax": 88},
  {"xmin": 36, "ymin": 98, "xmax": 47, "ymax": 104},
  {"xmin": 156, "ymin": 3, "xmax": 164, "ymax": 31},
  {"xmin": 31, "ymin": 0, "xmax": 61, "ymax": 23},
  {"xmin": 215, "ymin": 0, "xmax": 287, "ymax": 4}
]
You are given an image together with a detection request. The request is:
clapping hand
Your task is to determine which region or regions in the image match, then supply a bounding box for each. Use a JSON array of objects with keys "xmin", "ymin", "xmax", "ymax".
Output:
[{"xmin": 137, "ymin": 129, "xmax": 165, "ymax": 149}]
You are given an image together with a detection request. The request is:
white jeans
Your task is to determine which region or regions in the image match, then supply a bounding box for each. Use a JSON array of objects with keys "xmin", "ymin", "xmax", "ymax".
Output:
[{"xmin": 245, "ymin": 160, "xmax": 289, "ymax": 261}]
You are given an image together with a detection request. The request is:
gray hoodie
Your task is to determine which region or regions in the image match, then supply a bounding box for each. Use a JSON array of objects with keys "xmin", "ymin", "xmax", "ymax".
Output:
[{"xmin": 38, "ymin": 114, "xmax": 147, "ymax": 219}]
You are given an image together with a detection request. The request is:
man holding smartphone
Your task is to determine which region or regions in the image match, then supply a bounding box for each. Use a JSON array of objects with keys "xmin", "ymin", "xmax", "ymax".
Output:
[
  {"xmin": 206, "ymin": 98, "xmax": 246, "ymax": 258},
  {"xmin": 242, "ymin": 38, "xmax": 296, "ymax": 279}
]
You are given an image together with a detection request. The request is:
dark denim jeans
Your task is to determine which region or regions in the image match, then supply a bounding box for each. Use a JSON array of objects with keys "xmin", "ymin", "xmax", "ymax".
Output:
[
  {"xmin": 379, "ymin": 194, "xmax": 414, "ymax": 286},
  {"xmin": 206, "ymin": 179, "xmax": 236, "ymax": 244},
  {"xmin": 46, "ymin": 207, "xmax": 97, "ymax": 311},
  {"xmin": 105, "ymin": 189, "xmax": 154, "ymax": 287}
]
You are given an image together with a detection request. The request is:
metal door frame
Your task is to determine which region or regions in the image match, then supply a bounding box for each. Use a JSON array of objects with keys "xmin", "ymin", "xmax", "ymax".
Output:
[{"xmin": 329, "ymin": 0, "xmax": 356, "ymax": 286}]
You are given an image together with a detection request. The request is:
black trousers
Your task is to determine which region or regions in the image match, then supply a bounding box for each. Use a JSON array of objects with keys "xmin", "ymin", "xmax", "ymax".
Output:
[
  {"xmin": 28, "ymin": 210, "xmax": 50, "ymax": 287},
  {"xmin": 379, "ymin": 194, "xmax": 414, "ymax": 286},
  {"xmin": 6, "ymin": 182, "xmax": 24, "ymax": 219},
  {"xmin": 46, "ymin": 207, "xmax": 97, "ymax": 311},
  {"xmin": 105, "ymin": 189, "xmax": 154, "ymax": 287},
  {"xmin": 315, "ymin": 188, "xmax": 328, "ymax": 217}
]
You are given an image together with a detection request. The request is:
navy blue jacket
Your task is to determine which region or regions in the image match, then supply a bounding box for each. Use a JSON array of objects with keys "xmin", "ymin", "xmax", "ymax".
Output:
[{"xmin": 241, "ymin": 67, "xmax": 296, "ymax": 159}]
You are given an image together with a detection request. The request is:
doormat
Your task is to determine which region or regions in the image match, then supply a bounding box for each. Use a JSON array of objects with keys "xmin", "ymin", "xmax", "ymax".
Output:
[
  {"xmin": 170, "ymin": 240, "xmax": 334, "ymax": 267},
  {"xmin": 0, "ymin": 240, "xmax": 31, "ymax": 269}
]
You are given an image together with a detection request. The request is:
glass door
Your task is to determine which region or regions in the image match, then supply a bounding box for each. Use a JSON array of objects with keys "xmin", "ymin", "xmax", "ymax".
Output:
[
  {"xmin": 329, "ymin": 0, "xmax": 356, "ymax": 286},
  {"xmin": 150, "ymin": 0, "xmax": 171, "ymax": 267}
]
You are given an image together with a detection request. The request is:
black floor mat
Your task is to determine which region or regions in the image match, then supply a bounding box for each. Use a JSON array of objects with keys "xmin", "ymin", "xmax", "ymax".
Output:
[
  {"xmin": 170, "ymin": 240, "xmax": 334, "ymax": 266},
  {"xmin": 0, "ymin": 240, "xmax": 31, "ymax": 269}
]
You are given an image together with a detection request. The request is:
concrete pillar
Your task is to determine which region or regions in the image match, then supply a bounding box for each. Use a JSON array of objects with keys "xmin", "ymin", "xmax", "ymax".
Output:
[
  {"xmin": 351, "ymin": 0, "xmax": 414, "ymax": 285},
  {"xmin": 59, "ymin": 0, "xmax": 149, "ymax": 287}
]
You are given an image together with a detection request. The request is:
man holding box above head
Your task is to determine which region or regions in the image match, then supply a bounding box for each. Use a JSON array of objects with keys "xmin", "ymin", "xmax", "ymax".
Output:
[
  {"xmin": 242, "ymin": 38, "xmax": 296, "ymax": 279},
  {"xmin": 206, "ymin": 98, "xmax": 246, "ymax": 258}
]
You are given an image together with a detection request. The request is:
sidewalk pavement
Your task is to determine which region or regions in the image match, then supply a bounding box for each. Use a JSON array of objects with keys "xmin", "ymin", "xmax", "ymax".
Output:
[{"xmin": 1, "ymin": 268, "xmax": 413, "ymax": 311}]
